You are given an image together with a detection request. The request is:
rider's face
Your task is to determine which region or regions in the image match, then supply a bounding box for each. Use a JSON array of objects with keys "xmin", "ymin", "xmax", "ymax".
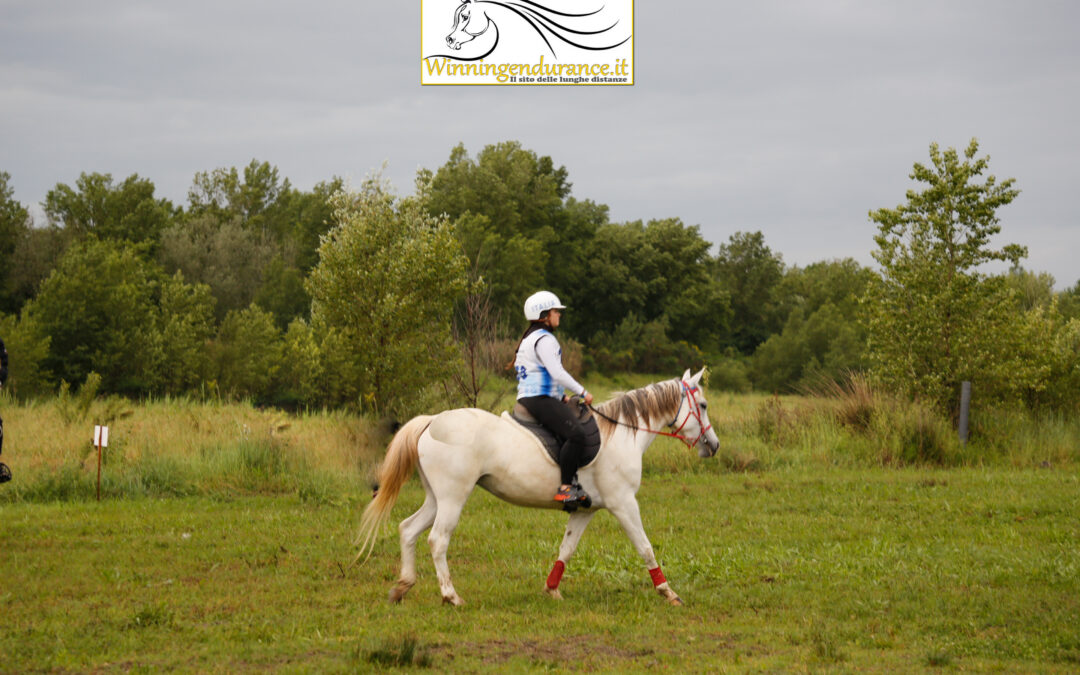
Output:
[{"xmin": 545, "ymin": 309, "xmax": 562, "ymax": 328}]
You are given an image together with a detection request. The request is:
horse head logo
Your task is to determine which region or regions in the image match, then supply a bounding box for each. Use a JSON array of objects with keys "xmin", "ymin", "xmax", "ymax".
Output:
[
  {"xmin": 429, "ymin": 0, "xmax": 631, "ymax": 61},
  {"xmin": 446, "ymin": 0, "xmax": 492, "ymax": 50}
]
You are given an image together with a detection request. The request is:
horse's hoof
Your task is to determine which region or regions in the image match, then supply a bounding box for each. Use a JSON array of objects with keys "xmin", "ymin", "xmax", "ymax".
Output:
[
  {"xmin": 668, "ymin": 596, "xmax": 684, "ymax": 606},
  {"xmin": 545, "ymin": 587, "xmax": 563, "ymax": 600},
  {"xmin": 389, "ymin": 581, "xmax": 412, "ymax": 603},
  {"xmin": 442, "ymin": 594, "xmax": 465, "ymax": 606}
]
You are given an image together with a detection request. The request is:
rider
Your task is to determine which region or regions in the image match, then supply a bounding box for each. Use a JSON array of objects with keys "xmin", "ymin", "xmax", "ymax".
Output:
[
  {"xmin": 514, "ymin": 291, "xmax": 594, "ymax": 505},
  {"xmin": 0, "ymin": 334, "xmax": 9, "ymax": 483}
]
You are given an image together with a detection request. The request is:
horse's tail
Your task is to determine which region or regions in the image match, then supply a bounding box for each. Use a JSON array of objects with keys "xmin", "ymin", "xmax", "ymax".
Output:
[{"xmin": 354, "ymin": 414, "xmax": 434, "ymax": 564}]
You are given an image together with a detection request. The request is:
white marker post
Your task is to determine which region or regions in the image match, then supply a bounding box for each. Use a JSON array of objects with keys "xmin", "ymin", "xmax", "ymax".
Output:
[{"xmin": 93, "ymin": 425, "xmax": 109, "ymax": 501}]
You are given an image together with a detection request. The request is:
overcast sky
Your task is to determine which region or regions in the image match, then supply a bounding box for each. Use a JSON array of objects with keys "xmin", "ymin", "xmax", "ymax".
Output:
[{"xmin": 2, "ymin": 0, "xmax": 1077, "ymax": 288}]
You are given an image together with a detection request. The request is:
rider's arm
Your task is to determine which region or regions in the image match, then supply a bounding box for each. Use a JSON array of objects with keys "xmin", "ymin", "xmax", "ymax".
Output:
[{"xmin": 534, "ymin": 335, "xmax": 586, "ymax": 398}]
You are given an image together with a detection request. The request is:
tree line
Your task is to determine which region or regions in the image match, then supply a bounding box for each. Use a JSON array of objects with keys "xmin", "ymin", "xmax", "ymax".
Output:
[{"xmin": 1, "ymin": 140, "xmax": 1078, "ymax": 416}]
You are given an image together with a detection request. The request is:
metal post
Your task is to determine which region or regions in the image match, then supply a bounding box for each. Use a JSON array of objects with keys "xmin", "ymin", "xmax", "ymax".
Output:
[{"xmin": 958, "ymin": 381, "xmax": 971, "ymax": 446}]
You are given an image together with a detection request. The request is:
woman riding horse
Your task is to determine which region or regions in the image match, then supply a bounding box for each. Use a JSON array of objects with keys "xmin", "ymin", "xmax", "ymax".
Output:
[{"xmin": 513, "ymin": 291, "xmax": 593, "ymax": 506}]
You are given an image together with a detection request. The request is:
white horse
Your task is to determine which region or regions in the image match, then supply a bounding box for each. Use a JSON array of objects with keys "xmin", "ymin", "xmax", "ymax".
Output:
[{"xmin": 355, "ymin": 368, "xmax": 719, "ymax": 606}]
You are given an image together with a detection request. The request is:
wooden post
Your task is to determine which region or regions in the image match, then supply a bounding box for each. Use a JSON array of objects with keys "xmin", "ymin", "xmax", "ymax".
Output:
[
  {"xmin": 94, "ymin": 425, "xmax": 109, "ymax": 501},
  {"xmin": 958, "ymin": 381, "xmax": 971, "ymax": 447}
]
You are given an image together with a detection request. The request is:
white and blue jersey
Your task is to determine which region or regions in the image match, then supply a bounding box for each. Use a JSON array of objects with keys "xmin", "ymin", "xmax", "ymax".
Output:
[{"xmin": 515, "ymin": 328, "xmax": 586, "ymax": 400}]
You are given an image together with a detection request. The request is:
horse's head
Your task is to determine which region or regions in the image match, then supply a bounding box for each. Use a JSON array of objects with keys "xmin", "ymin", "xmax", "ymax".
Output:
[
  {"xmin": 674, "ymin": 368, "xmax": 721, "ymax": 458},
  {"xmin": 446, "ymin": 0, "xmax": 491, "ymax": 50}
]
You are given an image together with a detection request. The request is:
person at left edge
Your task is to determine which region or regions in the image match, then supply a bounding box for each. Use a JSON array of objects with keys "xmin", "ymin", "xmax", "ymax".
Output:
[{"xmin": 0, "ymin": 335, "xmax": 10, "ymax": 483}]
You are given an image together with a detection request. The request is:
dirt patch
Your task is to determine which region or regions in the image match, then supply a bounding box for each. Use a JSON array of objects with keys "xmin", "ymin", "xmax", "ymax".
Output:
[{"xmin": 431, "ymin": 637, "xmax": 652, "ymax": 666}]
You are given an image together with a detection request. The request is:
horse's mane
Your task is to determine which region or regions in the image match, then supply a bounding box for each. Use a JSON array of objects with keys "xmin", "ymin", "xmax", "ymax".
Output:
[{"xmin": 594, "ymin": 379, "xmax": 682, "ymax": 439}]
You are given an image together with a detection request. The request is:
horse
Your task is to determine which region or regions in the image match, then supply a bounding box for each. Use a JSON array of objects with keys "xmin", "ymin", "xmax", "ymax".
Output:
[
  {"xmin": 355, "ymin": 368, "xmax": 719, "ymax": 606},
  {"xmin": 439, "ymin": 0, "xmax": 630, "ymax": 59}
]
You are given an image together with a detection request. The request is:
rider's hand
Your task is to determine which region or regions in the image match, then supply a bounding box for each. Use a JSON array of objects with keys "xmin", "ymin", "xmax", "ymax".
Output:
[{"xmin": 583, "ymin": 391, "xmax": 593, "ymax": 405}]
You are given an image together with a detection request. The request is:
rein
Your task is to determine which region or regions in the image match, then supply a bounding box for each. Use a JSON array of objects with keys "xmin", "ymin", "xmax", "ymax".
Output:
[{"xmin": 587, "ymin": 380, "xmax": 712, "ymax": 450}]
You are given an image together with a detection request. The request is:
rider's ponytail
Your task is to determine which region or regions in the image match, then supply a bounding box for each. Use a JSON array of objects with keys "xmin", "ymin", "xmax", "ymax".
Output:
[{"xmin": 507, "ymin": 321, "xmax": 548, "ymax": 371}]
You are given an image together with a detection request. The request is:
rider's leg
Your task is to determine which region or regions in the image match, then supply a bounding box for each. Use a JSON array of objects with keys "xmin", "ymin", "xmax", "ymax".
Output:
[
  {"xmin": 0, "ymin": 412, "xmax": 8, "ymax": 484},
  {"xmin": 518, "ymin": 396, "xmax": 587, "ymax": 494}
]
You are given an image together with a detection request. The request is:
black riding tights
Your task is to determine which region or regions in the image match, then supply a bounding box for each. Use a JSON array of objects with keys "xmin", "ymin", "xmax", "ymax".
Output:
[{"xmin": 518, "ymin": 395, "xmax": 586, "ymax": 486}]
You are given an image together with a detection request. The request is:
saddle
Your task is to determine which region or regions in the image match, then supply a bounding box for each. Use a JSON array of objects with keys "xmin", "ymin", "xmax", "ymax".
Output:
[{"xmin": 507, "ymin": 399, "xmax": 601, "ymax": 469}]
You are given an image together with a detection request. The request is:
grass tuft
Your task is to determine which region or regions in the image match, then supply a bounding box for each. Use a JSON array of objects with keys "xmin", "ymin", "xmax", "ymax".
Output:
[
  {"xmin": 125, "ymin": 603, "xmax": 175, "ymax": 630},
  {"xmin": 924, "ymin": 649, "xmax": 954, "ymax": 667},
  {"xmin": 358, "ymin": 636, "xmax": 433, "ymax": 668}
]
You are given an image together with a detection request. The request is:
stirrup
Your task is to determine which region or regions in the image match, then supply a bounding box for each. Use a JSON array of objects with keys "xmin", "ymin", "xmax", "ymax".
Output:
[{"xmin": 553, "ymin": 484, "xmax": 590, "ymax": 512}]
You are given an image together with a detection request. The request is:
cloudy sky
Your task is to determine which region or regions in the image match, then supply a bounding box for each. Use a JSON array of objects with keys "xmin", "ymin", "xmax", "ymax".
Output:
[{"xmin": 2, "ymin": 0, "xmax": 1077, "ymax": 287}]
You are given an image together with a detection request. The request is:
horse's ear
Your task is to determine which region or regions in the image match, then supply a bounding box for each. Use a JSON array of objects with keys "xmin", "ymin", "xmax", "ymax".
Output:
[
  {"xmin": 681, "ymin": 369, "xmax": 692, "ymax": 382},
  {"xmin": 690, "ymin": 368, "xmax": 705, "ymax": 385}
]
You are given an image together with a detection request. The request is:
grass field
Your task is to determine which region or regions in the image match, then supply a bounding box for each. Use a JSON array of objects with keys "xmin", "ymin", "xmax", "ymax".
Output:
[
  {"xmin": 1, "ymin": 381, "xmax": 1078, "ymax": 672},
  {"xmin": 3, "ymin": 469, "xmax": 1079, "ymax": 672}
]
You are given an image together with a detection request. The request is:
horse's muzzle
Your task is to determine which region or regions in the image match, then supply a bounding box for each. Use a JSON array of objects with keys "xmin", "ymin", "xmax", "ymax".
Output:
[{"xmin": 698, "ymin": 439, "xmax": 719, "ymax": 458}]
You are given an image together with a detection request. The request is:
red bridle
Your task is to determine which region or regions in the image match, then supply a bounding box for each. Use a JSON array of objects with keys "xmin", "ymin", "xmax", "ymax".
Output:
[{"xmin": 662, "ymin": 381, "xmax": 713, "ymax": 450}]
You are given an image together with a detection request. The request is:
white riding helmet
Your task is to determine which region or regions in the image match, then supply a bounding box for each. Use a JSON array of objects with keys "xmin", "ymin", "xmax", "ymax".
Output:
[{"xmin": 523, "ymin": 290, "xmax": 566, "ymax": 321}]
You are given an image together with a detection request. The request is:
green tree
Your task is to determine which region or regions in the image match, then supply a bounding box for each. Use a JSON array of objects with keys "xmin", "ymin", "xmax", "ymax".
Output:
[
  {"xmin": 44, "ymin": 172, "xmax": 176, "ymax": 246},
  {"xmin": 1004, "ymin": 266, "xmax": 1056, "ymax": 312},
  {"xmin": 275, "ymin": 318, "xmax": 325, "ymax": 408},
  {"xmin": 1056, "ymin": 279, "xmax": 1080, "ymax": 322},
  {"xmin": 26, "ymin": 239, "xmax": 164, "ymax": 393},
  {"xmin": 1, "ymin": 224, "xmax": 67, "ymax": 315},
  {"xmin": 425, "ymin": 142, "xmax": 572, "ymax": 321},
  {"xmin": 213, "ymin": 304, "xmax": 281, "ymax": 401},
  {"xmin": 158, "ymin": 215, "xmax": 276, "ymax": 320},
  {"xmin": 255, "ymin": 257, "xmax": 310, "ymax": 330},
  {"xmin": 306, "ymin": 178, "xmax": 470, "ymax": 414},
  {"xmin": 751, "ymin": 259, "xmax": 874, "ymax": 391},
  {"xmin": 751, "ymin": 303, "xmax": 866, "ymax": 392},
  {"xmin": 157, "ymin": 272, "xmax": 216, "ymax": 395},
  {"xmin": 283, "ymin": 178, "xmax": 344, "ymax": 272},
  {"xmin": 187, "ymin": 160, "xmax": 293, "ymax": 238},
  {"xmin": 0, "ymin": 172, "xmax": 31, "ymax": 312},
  {"xmin": 864, "ymin": 139, "xmax": 1029, "ymax": 412},
  {"xmin": 0, "ymin": 312, "xmax": 51, "ymax": 398},
  {"xmin": 575, "ymin": 218, "xmax": 730, "ymax": 355},
  {"xmin": 713, "ymin": 231, "xmax": 785, "ymax": 354}
]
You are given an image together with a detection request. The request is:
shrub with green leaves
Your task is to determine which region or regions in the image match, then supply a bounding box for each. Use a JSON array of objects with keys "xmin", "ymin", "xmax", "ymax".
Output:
[{"xmin": 306, "ymin": 177, "xmax": 469, "ymax": 416}]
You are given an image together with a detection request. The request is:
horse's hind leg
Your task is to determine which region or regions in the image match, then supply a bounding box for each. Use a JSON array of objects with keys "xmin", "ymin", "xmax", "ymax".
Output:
[
  {"xmin": 390, "ymin": 491, "xmax": 437, "ymax": 603},
  {"xmin": 427, "ymin": 487, "xmax": 473, "ymax": 606}
]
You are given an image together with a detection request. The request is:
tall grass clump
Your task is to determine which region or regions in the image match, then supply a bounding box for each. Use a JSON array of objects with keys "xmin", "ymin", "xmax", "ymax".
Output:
[
  {"xmin": 813, "ymin": 372, "xmax": 960, "ymax": 467},
  {"xmin": 729, "ymin": 373, "xmax": 964, "ymax": 469},
  {"xmin": 0, "ymin": 395, "xmax": 388, "ymax": 503}
]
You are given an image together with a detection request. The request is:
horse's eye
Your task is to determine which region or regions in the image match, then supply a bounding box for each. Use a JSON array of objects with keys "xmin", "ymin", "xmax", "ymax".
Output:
[
  {"xmin": 700, "ymin": 402, "xmax": 708, "ymax": 410},
  {"xmin": 462, "ymin": 11, "xmax": 470, "ymax": 19}
]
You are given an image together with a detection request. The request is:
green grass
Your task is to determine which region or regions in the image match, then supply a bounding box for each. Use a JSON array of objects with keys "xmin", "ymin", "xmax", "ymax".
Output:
[
  {"xmin": 1, "ymin": 383, "xmax": 1077, "ymax": 670},
  {"xmin": 2, "ymin": 469, "xmax": 1078, "ymax": 672}
]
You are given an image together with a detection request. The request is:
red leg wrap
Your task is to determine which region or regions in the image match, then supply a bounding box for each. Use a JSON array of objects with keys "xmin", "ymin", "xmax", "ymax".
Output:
[
  {"xmin": 649, "ymin": 566, "xmax": 666, "ymax": 587},
  {"xmin": 547, "ymin": 560, "xmax": 566, "ymax": 589}
]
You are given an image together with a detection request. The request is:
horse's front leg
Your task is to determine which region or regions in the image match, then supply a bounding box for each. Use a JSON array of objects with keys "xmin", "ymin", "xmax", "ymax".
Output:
[
  {"xmin": 545, "ymin": 509, "xmax": 596, "ymax": 600},
  {"xmin": 608, "ymin": 497, "xmax": 682, "ymax": 606}
]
